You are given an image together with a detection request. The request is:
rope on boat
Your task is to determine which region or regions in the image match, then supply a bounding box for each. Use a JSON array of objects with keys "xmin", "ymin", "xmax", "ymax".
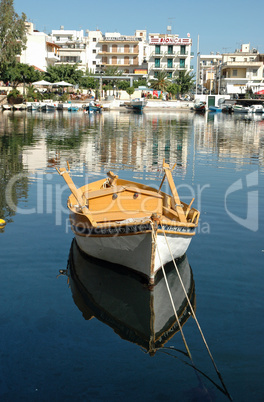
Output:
[
  {"xmin": 158, "ymin": 225, "xmax": 232, "ymax": 401},
  {"xmin": 151, "ymin": 223, "xmax": 193, "ymax": 361}
]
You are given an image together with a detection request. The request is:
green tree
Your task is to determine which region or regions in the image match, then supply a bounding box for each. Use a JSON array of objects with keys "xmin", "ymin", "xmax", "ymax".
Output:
[
  {"xmin": 0, "ymin": 0, "xmax": 27, "ymax": 72},
  {"xmin": 118, "ymin": 80, "xmax": 130, "ymax": 91},
  {"xmin": 175, "ymin": 70, "xmax": 195, "ymax": 94},
  {"xmin": 149, "ymin": 71, "xmax": 171, "ymax": 92},
  {"xmin": 133, "ymin": 78, "xmax": 147, "ymax": 89},
  {"xmin": 102, "ymin": 66, "xmax": 123, "ymax": 94},
  {"xmin": 44, "ymin": 64, "xmax": 83, "ymax": 85},
  {"xmin": 1, "ymin": 63, "xmax": 41, "ymax": 88},
  {"xmin": 167, "ymin": 83, "xmax": 180, "ymax": 99},
  {"xmin": 103, "ymin": 66, "xmax": 122, "ymax": 76},
  {"xmin": 126, "ymin": 86, "xmax": 135, "ymax": 99},
  {"xmin": 80, "ymin": 71, "xmax": 97, "ymax": 89}
]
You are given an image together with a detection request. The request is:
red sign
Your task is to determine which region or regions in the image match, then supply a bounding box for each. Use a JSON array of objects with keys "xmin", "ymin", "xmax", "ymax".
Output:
[{"xmin": 150, "ymin": 37, "xmax": 191, "ymax": 45}]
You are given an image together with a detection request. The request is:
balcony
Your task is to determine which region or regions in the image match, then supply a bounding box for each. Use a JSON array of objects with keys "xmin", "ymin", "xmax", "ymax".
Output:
[
  {"xmin": 150, "ymin": 50, "xmax": 163, "ymax": 57},
  {"xmin": 222, "ymin": 61, "xmax": 262, "ymax": 68},
  {"xmin": 148, "ymin": 63, "xmax": 176, "ymax": 70},
  {"xmin": 178, "ymin": 52, "xmax": 188, "ymax": 58},
  {"xmin": 47, "ymin": 52, "xmax": 60, "ymax": 61},
  {"xmin": 98, "ymin": 51, "xmax": 139, "ymax": 55},
  {"xmin": 162, "ymin": 51, "xmax": 177, "ymax": 57}
]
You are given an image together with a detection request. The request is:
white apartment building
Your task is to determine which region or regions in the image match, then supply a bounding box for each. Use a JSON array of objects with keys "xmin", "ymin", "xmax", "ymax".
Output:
[
  {"xmin": 50, "ymin": 27, "xmax": 88, "ymax": 72},
  {"xmin": 95, "ymin": 30, "xmax": 148, "ymax": 77},
  {"xmin": 85, "ymin": 30, "xmax": 104, "ymax": 72},
  {"xmin": 220, "ymin": 44, "xmax": 264, "ymax": 95},
  {"xmin": 19, "ymin": 24, "xmax": 195, "ymax": 82},
  {"xmin": 18, "ymin": 22, "xmax": 60, "ymax": 72},
  {"xmin": 147, "ymin": 33, "xmax": 194, "ymax": 80},
  {"xmin": 50, "ymin": 28, "xmax": 148, "ymax": 77}
]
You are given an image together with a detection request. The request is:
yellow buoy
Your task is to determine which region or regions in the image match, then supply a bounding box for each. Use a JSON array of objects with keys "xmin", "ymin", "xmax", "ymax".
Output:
[{"xmin": 0, "ymin": 219, "xmax": 6, "ymax": 227}]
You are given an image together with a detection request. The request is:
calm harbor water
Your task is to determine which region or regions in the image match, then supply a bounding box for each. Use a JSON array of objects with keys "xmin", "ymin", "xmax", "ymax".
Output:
[{"xmin": 0, "ymin": 108, "xmax": 263, "ymax": 401}]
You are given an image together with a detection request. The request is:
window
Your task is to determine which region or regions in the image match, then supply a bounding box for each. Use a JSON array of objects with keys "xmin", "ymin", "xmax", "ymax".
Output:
[
  {"xmin": 231, "ymin": 57, "xmax": 236, "ymax": 62},
  {"xmin": 167, "ymin": 72, "xmax": 172, "ymax": 78},
  {"xmin": 253, "ymin": 69, "xmax": 258, "ymax": 76},
  {"xmin": 93, "ymin": 49, "xmax": 96, "ymax": 53},
  {"xmin": 155, "ymin": 58, "xmax": 160, "ymax": 68},
  {"xmin": 168, "ymin": 45, "xmax": 173, "ymax": 55},
  {"xmin": 93, "ymin": 61, "xmax": 96, "ymax": 65},
  {"xmin": 155, "ymin": 45, "xmax": 161, "ymax": 55},
  {"xmin": 180, "ymin": 59, "xmax": 185, "ymax": 68},
  {"xmin": 93, "ymin": 38, "xmax": 96, "ymax": 42},
  {"xmin": 60, "ymin": 56, "xmax": 80, "ymax": 63},
  {"xmin": 180, "ymin": 45, "xmax": 186, "ymax": 55},
  {"xmin": 232, "ymin": 69, "xmax": 237, "ymax": 76},
  {"xmin": 167, "ymin": 58, "xmax": 173, "ymax": 68}
]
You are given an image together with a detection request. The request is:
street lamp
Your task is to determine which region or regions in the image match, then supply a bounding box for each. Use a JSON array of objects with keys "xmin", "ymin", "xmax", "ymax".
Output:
[{"xmin": 99, "ymin": 64, "xmax": 105, "ymax": 101}]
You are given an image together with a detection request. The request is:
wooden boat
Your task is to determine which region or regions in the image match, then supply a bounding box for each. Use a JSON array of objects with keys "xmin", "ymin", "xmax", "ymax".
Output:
[
  {"xmin": 193, "ymin": 101, "xmax": 206, "ymax": 113},
  {"xmin": 124, "ymin": 98, "xmax": 148, "ymax": 112},
  {"xmin": 57, "ymin": 160, "xmax": 200, "ymax": 285},
  {"xmin": 65, "ymin": 238, "xmax": 196, "ymax": 354}
]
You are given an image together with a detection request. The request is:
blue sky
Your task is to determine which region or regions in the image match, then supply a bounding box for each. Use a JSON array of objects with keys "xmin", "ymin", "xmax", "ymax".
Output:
[{"xmin": 14, "ymin": 0, "xmax": 264, "ymax": 56}]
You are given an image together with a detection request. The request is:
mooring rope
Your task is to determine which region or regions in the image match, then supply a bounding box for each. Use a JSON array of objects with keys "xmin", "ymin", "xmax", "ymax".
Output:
[
  {"xmin": 152, "ymin": 224, "xmax": 193, "ymax": 361},
  {"xmin": 158, "ymin": 225, "xmax": 232, "ymax": 401}
]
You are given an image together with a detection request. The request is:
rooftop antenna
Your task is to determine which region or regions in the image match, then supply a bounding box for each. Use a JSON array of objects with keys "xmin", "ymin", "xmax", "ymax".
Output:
[{"xmin": 167, "ymin": 18, "xmax": 175, "ymax": 34}]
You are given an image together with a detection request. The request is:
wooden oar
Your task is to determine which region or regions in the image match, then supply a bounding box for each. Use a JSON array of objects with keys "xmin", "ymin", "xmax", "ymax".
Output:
[
  {"xmin": 162, "ymin": 160, "xmax": 187, "ymax": 223},
  {"xmin": 56, "ymin": 166, "xmax": 97, "ymax": 227}
]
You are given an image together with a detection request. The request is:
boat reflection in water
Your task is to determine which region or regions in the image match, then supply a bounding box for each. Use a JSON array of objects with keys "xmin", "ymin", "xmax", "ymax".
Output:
[{"xmin": 65, "ymin": 238, "xmax": 196, "ymax": 355}]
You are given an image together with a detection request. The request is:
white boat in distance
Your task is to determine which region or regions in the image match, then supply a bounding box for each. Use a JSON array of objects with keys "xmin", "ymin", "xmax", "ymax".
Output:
[
  {"xmin": 57, "ymin": 160, "xmax": 200, "ymax": 285},
  {"xmin": 249, "ymin": 104, "xmax": 264, "ymax": 113},
  {"xmin": 233, "ymin": 104, "xmax": 251, "ymax": 113},
  {"xmin": 124, "ymin": 98, "xmax": 148, "ymax": 111}
]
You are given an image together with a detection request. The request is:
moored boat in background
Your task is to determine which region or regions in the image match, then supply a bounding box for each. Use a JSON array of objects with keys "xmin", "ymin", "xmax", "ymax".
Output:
[
  {"xmin": 2, "ymin": 104, "xmax": 12, "ymax": 111},
  {"xmin": 233, "ymin": 104, "xmax": 251, "ymax": 113},
  {"xmin": 68, "ymin": 106, "xmax": 79, "ymax": 112},
  {"xmin": 221, "ymin": 104, "xmax": 234, "ymax": 113},
  {"xmin": 124, "ymin": 98, "xmax": 148, "ymax": 112},
  {"xmin": 209, "ymin": 105, "xmax": 222, "ymax": 112},
  {"xmin": 83, "ymin": 103, "xmax": 102, "ymax": 113},
  {"xmin": 193, "ymin": 101, "xmax": 206, "ymax": 113},
  {"xmin": 249, "ymin": 104, "xmax": 264, "ymax": 113}
]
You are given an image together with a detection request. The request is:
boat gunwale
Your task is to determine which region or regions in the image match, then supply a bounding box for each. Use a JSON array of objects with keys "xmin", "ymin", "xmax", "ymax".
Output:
[
  {"xmin": 67, "ymin": 177, "xmax": 199, "ymax": 228},
  {"xmin": 71, "ymin": 225, "xmax": 196, "ymax": 238}
]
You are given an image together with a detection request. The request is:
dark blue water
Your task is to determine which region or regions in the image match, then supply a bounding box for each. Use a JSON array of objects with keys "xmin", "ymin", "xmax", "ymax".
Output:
[{"xmin": 0, "ymin": 109, "xmax": 263, "ymax": 401}]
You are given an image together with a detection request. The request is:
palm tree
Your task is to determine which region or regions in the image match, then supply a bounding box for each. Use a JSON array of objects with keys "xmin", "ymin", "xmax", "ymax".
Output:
[
  {"xmin": 175, "ymin": 70, "xmax": 195, "ymax": 95},
  {"xmin": 149, "ymin": 70, "xmax": 171, "ymax": 92}
]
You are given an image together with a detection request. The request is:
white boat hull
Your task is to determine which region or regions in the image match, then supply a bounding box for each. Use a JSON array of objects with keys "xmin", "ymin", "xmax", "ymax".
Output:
[{"xmin": 74, "ymin": 228, "xmax": 193, "ymax": 284}]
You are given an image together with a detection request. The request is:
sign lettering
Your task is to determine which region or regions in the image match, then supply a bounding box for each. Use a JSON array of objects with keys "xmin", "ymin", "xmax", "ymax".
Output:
[{"xmin": 150, "ymin": 38, "xmax": 191, "ymax": 45}]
